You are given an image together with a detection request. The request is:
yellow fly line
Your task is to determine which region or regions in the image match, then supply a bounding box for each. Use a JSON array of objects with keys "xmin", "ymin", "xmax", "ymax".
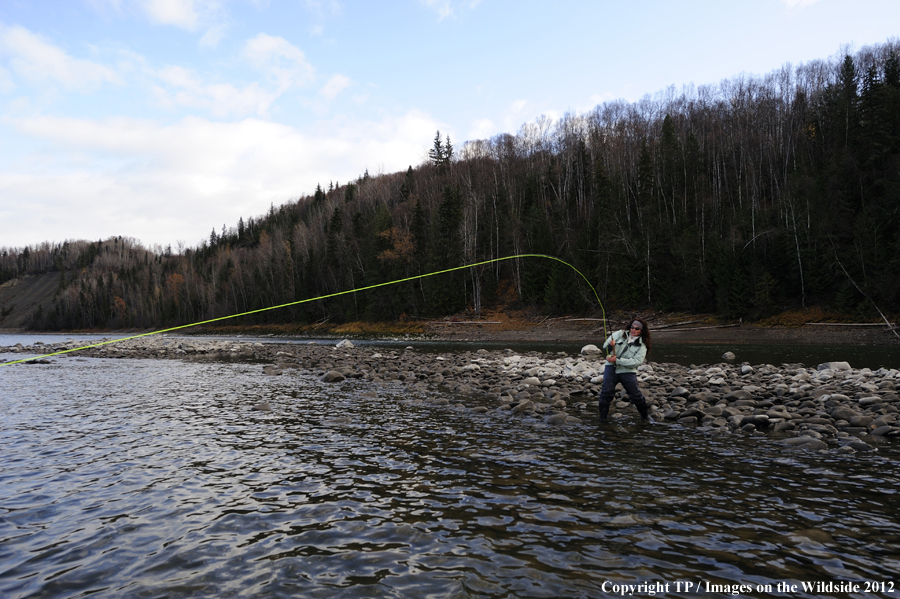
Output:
[{"xmin": 1, "ymin": 254, "xmax": 606, "ymax": 366}]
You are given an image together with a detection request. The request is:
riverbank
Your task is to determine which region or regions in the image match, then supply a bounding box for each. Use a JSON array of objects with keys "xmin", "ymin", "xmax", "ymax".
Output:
[
  {"xmin": 423, "ymin": 318, "xmax": 900, "ymax": 346},
  {"xmin": 3, "ymin": 313, "xmax": 898, "ymax": 346},
  {"xmin": 5, "ymin": 335, "xmax": 898, "ymax": 451}
]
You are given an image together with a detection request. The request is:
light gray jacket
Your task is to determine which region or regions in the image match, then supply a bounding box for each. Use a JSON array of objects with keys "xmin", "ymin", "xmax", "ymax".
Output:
[{"xmin": 601, "ymin": 329, "xmax": 647, "ymax": 374}]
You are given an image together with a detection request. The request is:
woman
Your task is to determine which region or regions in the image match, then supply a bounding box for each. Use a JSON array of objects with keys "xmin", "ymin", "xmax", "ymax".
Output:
[{"xmin": 598, "ymin": 317, "xmax": 652, "ymax": 423}]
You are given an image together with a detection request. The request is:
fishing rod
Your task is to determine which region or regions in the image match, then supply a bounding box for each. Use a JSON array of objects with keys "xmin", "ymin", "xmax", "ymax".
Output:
[{"xmin": 0, "ymin": 253, "xmax": 607, "ymax": 366}]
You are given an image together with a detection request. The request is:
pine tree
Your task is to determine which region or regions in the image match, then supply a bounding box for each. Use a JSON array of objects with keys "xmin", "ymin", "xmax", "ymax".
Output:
[
  {"xmin": 425, "ymin": 185, "xmax": 465, "ymax": 315},
  {"xmin": 326, "ymin": 207, "xmax": 342, "ymax": 264},
  {"xmin": 400, "ymin": 166, "xmax": 413, "ymax": 201},
  {"xmin": 443, "ymin": 134, "xmax": 453, "ymax": 163},
  {"xmin": 428, "ymin": 131, "xmax": 453, "ymax": 171},
  {"xmin": 837, "ymin": 54, "xmax": 859, "ymax": 148},
  {"xmin": 429, "ymin": 130, "xmax": 444, "ymax": 167}
]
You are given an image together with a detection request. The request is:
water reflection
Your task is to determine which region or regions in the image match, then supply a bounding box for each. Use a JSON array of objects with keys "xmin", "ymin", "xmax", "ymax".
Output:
[
  {"xmin": 4, "ymin": 332, "xmax": 900, "ymax": 370},
  {"xmin": 1, "ymin": 356, "xmax": 899, "ymax": 598}
]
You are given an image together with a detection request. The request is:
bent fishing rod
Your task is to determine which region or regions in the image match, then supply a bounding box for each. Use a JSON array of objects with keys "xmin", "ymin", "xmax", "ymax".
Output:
[{"xmin": 0, "ymin": 253, "xmax": 607, "ymax": 366}]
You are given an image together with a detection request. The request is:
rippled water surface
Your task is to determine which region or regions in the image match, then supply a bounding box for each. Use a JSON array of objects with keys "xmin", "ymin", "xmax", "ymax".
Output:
[{"xmin": 2, "ymin": 354, "xmax": 900, "ymax": 598}]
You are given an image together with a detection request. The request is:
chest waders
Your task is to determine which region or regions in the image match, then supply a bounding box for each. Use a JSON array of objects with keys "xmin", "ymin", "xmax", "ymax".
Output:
[{"xmin": 598, "ymin": 340, "xmax": 649, "ymax": 423}]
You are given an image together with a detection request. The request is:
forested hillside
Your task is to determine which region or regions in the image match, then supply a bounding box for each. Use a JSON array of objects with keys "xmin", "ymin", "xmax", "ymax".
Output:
[{"xmin": 2, "ymin": 42, "xmax": 899, "ymax": 331}]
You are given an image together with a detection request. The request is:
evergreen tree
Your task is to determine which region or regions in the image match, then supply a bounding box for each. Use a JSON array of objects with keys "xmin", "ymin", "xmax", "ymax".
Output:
[
  {"xmin": 425, "ymin": 185, "xmax": 465, "ymax": 315},
  {"xmin": 429, "ymin": 130, "xmax": 444, "ymax": 167},
  {"xmin": 326, "ymin": 207, "xmax": 343, "ymax": 272},
  {"xmin": 400, "ymin": 166, "xmax": 413, "ymax": 201},
  {"xmin": 428, "ymin": 131, "xmax": 453, "ymax": 171},
  {"xmin": 443, "ymin": 134, "xmax": 453, "ymax": 163},
  {"xmin": 837, "ymin": 54, "xmax": 859, "ymax": 148}
]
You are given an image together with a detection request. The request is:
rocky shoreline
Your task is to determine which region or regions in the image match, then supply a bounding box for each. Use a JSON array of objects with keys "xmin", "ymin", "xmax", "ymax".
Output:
[{"xmin": 4, "ymin": 336, "xmax": 899, "ymax": 452}]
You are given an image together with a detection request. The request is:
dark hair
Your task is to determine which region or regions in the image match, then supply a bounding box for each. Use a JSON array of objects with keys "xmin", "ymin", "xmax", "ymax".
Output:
[{"xmin": 630, "ymin": 317, "xmax": 652, "ymax": 353}]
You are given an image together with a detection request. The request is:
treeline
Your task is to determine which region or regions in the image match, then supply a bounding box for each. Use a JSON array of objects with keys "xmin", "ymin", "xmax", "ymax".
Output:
[{"xmin": 3, "ymin": 41, "xmax": 900, "ymax": 330}]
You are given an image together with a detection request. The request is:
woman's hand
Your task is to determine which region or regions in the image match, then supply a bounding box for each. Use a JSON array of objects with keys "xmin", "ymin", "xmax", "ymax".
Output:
[{"xmin": 606, "ymin": 355, "xmax": 616, "ymax": 363}]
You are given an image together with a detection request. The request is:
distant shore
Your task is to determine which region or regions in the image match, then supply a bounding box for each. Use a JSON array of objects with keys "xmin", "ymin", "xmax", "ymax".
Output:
[
  {"xmin": 2, "ymin": 319, "xmax": 899, "ymax": 346},
  {"xmin": 422, "ymin": 321, "xmax": 900, "ymax": 346}
]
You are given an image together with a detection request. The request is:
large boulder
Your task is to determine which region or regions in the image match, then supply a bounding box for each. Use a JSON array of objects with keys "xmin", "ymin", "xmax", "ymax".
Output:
[
  {"xmin": 512, "ymin": 400, "xmax": 535, "ymax": 414},
  {"xmin": 741, "ymin": 414, "xmax": 770, "ymax": 429},
  {"xmin": 321, "ymin": 370, "xmax": 345, "ymax": 383},
  {"xmin": 547, "ymin": 413, "xmax": 569, "ymax": 425},
  {"xmin": 830, "ymin": 406, "xmax": 858, "ymax": 422},
  {"xmin": 817, "ymin": 361, "xmax": 851, "ymax": 371},
  {"xmin": 782, "ymin": 437, "xmax": 828, "ymax": 450},
  {"xmin": 724, "ymin": 390, "xmax": 752, "ymax": 402}
]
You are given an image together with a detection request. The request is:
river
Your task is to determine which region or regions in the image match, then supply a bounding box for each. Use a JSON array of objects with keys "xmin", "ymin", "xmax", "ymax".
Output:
[
  {"xmin": 5, "ymin": 331, "xmax": 900, "ymax": 371},
  {"xmin": 2, "ymin": 336, "xmax": 899, "ymax": 598}
]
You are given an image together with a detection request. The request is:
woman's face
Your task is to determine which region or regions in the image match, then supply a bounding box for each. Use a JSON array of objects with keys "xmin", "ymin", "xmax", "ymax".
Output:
[{"xmin": 629, "ymin": 321, "xmax": 643, "ymax": 337}]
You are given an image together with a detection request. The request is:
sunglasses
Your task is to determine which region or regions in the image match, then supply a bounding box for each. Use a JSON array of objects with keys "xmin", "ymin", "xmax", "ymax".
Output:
[{"xmin": 630, "ymin": 326, "xmax": 642, "ymax": 330}]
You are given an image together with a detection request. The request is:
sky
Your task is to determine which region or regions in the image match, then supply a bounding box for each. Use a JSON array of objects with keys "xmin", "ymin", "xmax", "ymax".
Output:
[{"xmin": 1, "ymin": 0, "xmax": 898, "ymax": 251}]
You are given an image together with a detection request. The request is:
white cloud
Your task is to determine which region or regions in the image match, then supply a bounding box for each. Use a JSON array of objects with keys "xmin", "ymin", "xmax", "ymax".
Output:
[
  {"xmin": 0, "ymin": 26, "xmax": 316, "ymax": 119},
  {"xmin": 0, "ymin": 64, "xmax": 15, "ymax": 94},
  {"xmin": 140, "ymin": 0, "xmax": 203, "ymax": 29},
  {"xmin": 243, "ymin": 33, "xmax": 315, "ymax": 90},
  {"xmin": 467, "ymin": 118, "xmax": 496, "ymax": 141},
  {"xmin": 92, "ymin": 0, "xmax": 228, "ymax": 46},
  {"xmin": 587, "ymin": 92, "xmax": 616, "ymax": 107},
  {"xmin": 0, "ymin": 25, "xmax": 120, "ymax": 92},
  {"xmin": 151, "ymin": 65, "xmax": 278, "ymax": 117},
  {"xmin": 2, "ymin": 110, "xmax": 440, "ymax": 247},
  {"xmin": 147, "ymin": 34, "xmax": 318, "ymax": 118},
  {"xmin": 319, "ymin": 74, "xmax": 350, "ymax": 99},
  {"xmin": 500, "ymin": 99, "xmax": 530, "ymax": 131}
]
